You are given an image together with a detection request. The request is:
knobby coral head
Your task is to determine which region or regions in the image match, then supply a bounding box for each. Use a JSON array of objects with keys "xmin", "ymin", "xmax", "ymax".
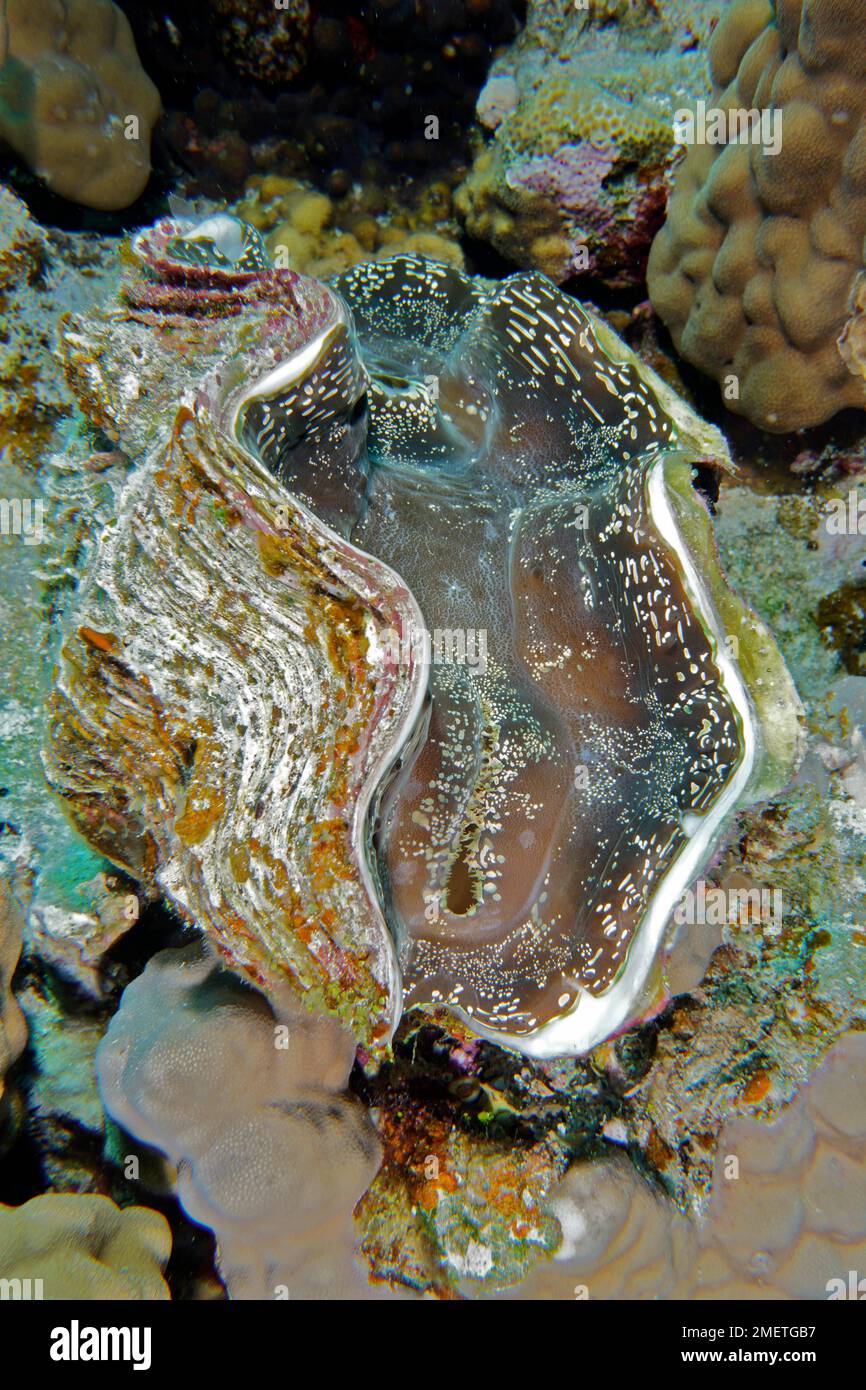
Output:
[
  {"xmin": 0, "ymin": 0, "xmax": 161, "ymax": 210},
  {"xmin": 45, "ymin": 212, "xmax": 803, "ymax": 1062}
]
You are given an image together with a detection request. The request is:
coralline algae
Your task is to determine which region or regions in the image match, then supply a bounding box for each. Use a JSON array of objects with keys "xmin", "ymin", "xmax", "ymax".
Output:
[{"xmin": 45, "ymin": 215, "xmax": 802, "ymax": 1061}]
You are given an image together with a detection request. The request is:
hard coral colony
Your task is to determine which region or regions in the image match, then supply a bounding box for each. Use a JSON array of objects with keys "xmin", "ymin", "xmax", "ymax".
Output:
[{"xmin": 0, "ymin": 0, "xmax": 864, "ymax": 1319}]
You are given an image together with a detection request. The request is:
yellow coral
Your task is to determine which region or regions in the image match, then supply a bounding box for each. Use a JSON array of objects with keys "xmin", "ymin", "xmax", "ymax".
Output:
[
  {"xmin": 0, "ymin": 1194, "xmax": 171, "ymax": 1298},
  {"xmin": 252, "ymin": 177, "xmax": 465, "ymax": 277},
  {"xmin": 506, "ymin": 74, "xmax": 670, "ymax": 159}
]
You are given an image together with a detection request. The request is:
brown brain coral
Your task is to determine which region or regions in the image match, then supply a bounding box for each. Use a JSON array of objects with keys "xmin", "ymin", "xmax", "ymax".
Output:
[
  {"xmin": 0, "ymin": 0, "xmax": 161, "ymax": 210},
  {"xmin": 647, "ymin": 0, "xmax": 866, "ymax": 432}
]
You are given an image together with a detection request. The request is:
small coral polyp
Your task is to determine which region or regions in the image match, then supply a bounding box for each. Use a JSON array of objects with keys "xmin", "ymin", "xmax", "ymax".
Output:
[{"xmin": 45, "ymin": 215, "xmax": 802, "ymax": 1062}]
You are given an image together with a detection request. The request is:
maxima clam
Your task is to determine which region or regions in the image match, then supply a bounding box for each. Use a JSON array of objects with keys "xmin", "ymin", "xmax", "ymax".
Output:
[{"xmin": 45, "ymin": 215, "xmax": 802, "ymax": 1058}]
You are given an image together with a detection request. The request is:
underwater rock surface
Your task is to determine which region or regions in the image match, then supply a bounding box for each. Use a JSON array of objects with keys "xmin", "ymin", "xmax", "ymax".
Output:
[
  {"xmin": 44, "ymin": 216, "xmax": 802, "ymax": 1059},
  {"xmin": 457, "ymin": 0, "xmax": 722, "ymax": 286}
]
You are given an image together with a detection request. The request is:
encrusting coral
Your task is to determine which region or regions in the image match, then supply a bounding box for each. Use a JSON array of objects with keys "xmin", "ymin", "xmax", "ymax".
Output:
[
  {"xmin": 648, "ymin": 0, "xmax": 866, "ymax": 432},
  {"xmin": 0, "ymin": 1192, "xmax": 171, "ymax": 1297},
  {"xmin": 96, "ymin": 944, "xmax": 384, "ymax": 1299},
  {"xmin": 456, "ymin": 0, "xmax": 722, "ymax": 287},
  {"xmin": 0, "ymin": 0, "xmax": 161, "ymax": 210},
  {"xmin": 0, "ymin": 186, "xmax": 122, "ymax": 467}
]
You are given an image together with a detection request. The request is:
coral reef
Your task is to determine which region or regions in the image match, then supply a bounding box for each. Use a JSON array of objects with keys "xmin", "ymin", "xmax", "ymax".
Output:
[
  {"xmin": 133, "ymin": 1, "xmax": 521, "ymax": 203},
  {"xmin": 1, "ymin": 0, "xmax": 865, "ymax": 1313},
  {"xmin": 682, "ymin": 1031, "xmax": 866, "ymax": 1297},
  {"xmin": 483, "ymin": 1032, "xmax": 866, "ymax": 1298},
  {"xmin": 96, "ymin": 943, "xmax": 383, "ymax": 1299},
  {"xmin": 0, "ymin": 187, "xmax": 121, "ymax": 466},
  {"xmin": 2, "ymin": 193, "xmax": 864, "ymax": 1301},
  {"xmin": 0, "ymin": 188, "xmax": 52, "ymax": 464},
  {"xmin": 714, "ymin": 482, "xmax": 866, "ymax": 700},
  {"xmin": 210, "ymin": 0, "xmax": 310, "ymax": 85},
  {"xmin": 456, "ymin": 0, "xmax": 722, "ymax": 286},
  {"xmin": 0, "ymin": 192, "xmax": 144, "ymax": 998},
  {"xmin": 648, "ymin": 0, "xmax": 866, "ymax": 432},
  {"xmin": 0, "ymin": 0, "xmax": 161, "ymax": 210},
  {"xmin": 0, "ymin": 445, "xmax": 146, "ymax": 973},
  {"xmin": 495, "ymin": 1150, "xmax": 693, "ymax": 1299},
  {"xmin": 15, "ymin": 964, "xmax": 111, "ymax": 1190},
  {"xmin": 0, "ymin": 1192, "xmax": 171, "ymax": 1297},
  {"xmin": 363, "ymin": 1108, "xmax": 564, "ymax": 1295}
]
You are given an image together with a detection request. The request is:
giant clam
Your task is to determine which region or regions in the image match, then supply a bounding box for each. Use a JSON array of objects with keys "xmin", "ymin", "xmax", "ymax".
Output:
[{"xmin": 45, "ymin": 213, "xmax": 803, "ymax": 1058}]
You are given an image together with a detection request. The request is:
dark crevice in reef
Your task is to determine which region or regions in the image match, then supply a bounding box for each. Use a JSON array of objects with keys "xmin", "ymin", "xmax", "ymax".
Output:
[
  {"xmin": 100, "ymin": 900, "xmax": 203, "ymax": 999},
  {"xmin": 461, "ymin": 233, "xmax": 523, "ymax": 283},
  {"xmin": 0, "ymin": 153, "xmax": 179, "ymax": 236},
  {"xmin": 0, "ymin": 1116, "xmax": 47, "ymax": 1206}
]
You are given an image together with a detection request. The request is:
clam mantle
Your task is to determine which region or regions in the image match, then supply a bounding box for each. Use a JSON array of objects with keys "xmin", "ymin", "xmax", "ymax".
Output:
[{"xmin": 45, "ymin": 215, "xmax": 802, "ymax": 1058}]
